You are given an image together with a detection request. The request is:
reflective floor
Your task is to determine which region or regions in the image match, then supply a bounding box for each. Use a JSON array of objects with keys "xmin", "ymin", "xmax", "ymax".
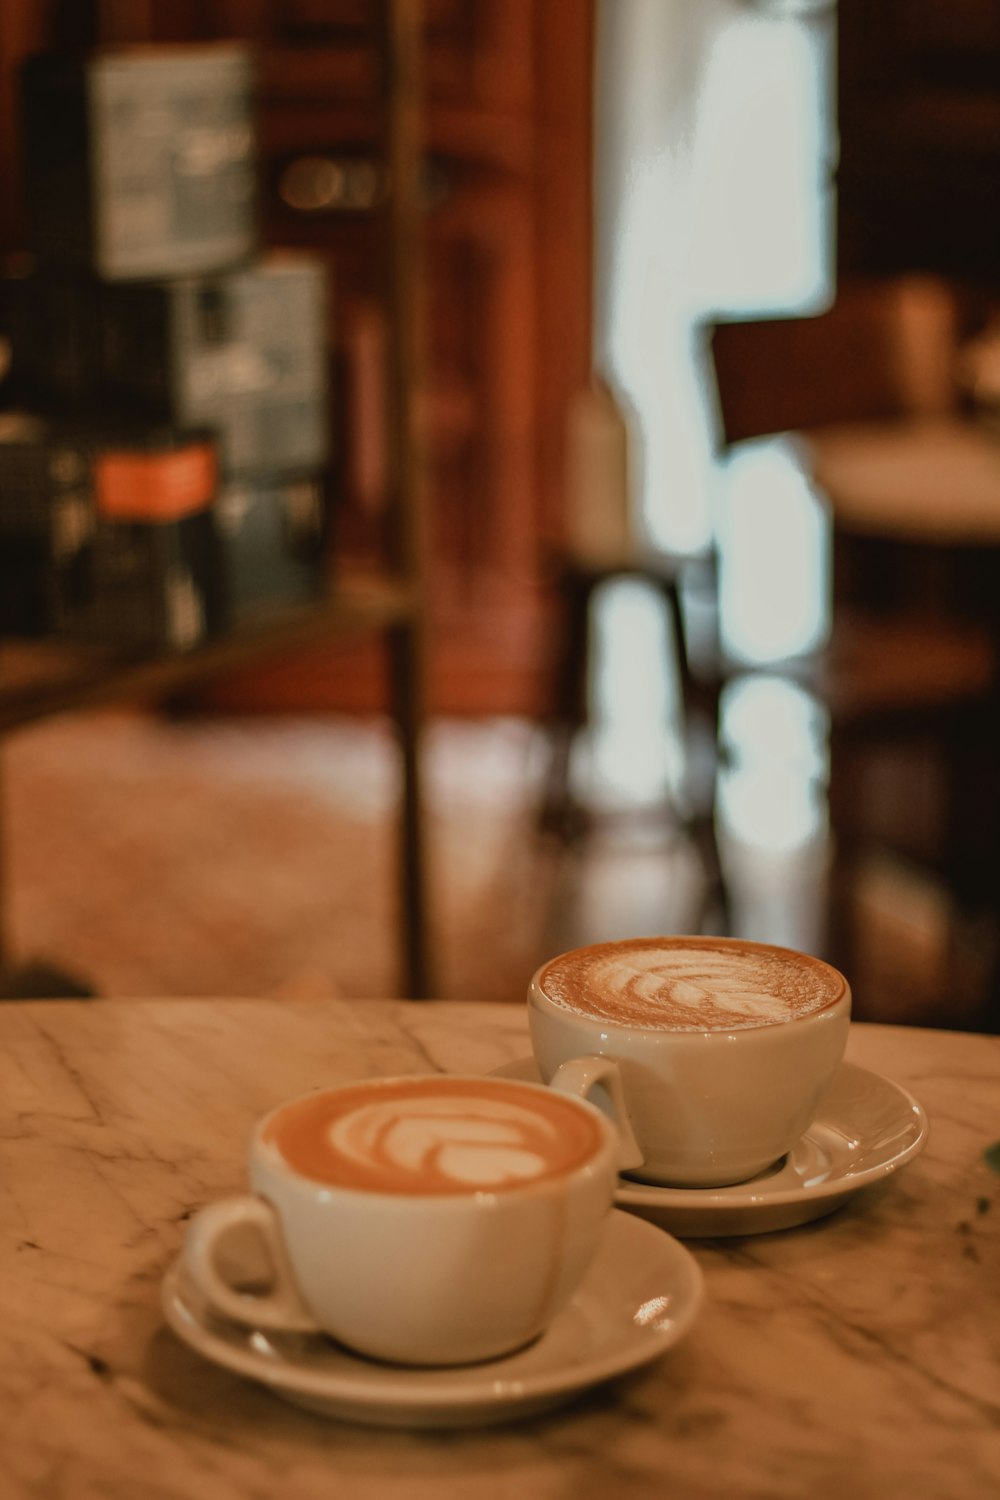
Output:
[{"xmin": 6, "ymin": 690, "xmax": 989, "ymax": 1030}]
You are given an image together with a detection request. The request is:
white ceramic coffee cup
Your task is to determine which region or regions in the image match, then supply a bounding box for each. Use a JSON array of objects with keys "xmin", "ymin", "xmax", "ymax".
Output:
[
  {"xmin": 183, "ymin": 1073, "xmax": 623, "ymax": 1367},
  {"xmin": 529, "ymin": 936, "xmax": 852, "ymax": 1188}
]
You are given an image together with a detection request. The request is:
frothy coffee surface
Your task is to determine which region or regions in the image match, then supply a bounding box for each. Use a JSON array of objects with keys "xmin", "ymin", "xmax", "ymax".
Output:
[
  {"xmin": 538, "ymin": 937, "xmax": 846, "ymax": 1032},
  {"xmin": 263, "ymin": 1077, "xmax": 601, "ymax": 1194}
]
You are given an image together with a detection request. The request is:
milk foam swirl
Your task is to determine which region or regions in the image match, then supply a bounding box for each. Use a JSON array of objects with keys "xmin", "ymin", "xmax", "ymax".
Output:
[
  {"xmin": 265, "ymin": 1079, "xmax": 600, "ymax": 1193},
  {"xmin": 539, "ymin": 938, "xmax": 845, "ymax": 1031},
  {"xmin": 329, "ymin": 1095, "xmax": 568, "ymax": 1188}
]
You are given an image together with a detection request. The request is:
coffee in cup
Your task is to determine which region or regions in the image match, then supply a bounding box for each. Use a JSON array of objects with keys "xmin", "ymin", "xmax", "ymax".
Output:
[
  {"xmin": 529, "ymin": 935, "xmax": 851, "ymax": 1188},
  {"xmin": 263, "ymin": 1075, "xmax": 601, "ymax": 1193},
  {"xmin": 183, "ymin": 1073, "xmax": 621, "ymax": 1366}
]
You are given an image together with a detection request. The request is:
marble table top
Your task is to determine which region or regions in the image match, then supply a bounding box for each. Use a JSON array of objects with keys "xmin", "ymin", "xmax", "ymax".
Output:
[{"xmin": 1, "ymin": 997, "xmax": 998, "ymax": 1499}]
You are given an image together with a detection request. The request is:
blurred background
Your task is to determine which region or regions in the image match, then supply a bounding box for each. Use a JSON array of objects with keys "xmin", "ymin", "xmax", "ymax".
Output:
[{"xmin": 1, "ymin": 0, "xmax": 998, "ymax": 1029}]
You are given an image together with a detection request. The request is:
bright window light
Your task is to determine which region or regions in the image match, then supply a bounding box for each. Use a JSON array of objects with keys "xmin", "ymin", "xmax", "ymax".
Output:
[
  {"xmin": 586, "ymin": 579, "xmax": 685, "ymax": 805},
  {"xmin": 688, "ymin": 11, "xmax": 834, "ymax": 317},
  {"xmin": 718, "ymin": 436, "xmax": 831, "ymax": 664}
]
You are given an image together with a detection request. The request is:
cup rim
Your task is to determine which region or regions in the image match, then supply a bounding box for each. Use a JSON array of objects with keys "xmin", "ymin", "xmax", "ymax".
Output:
[
  {"xmin": 251, "ymin": 1072, "xmax": 619, "ymax": 1200},
  {"xmin": 529, "ymin": 934, "xmax": 851, "ymax": 1037}
]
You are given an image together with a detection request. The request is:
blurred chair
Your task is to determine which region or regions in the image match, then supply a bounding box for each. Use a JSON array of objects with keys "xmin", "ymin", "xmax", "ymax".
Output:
[
  {"xmin": 537, "ymin": 549, "xmax": 728, "ymax": 931},
  {"xmin": 537, "ymin": 378, "xmax": 728, "ymax": 934},
  {"xmin": 705, "ymin": 276, "xmax": 1000, "ymax": 1025}
]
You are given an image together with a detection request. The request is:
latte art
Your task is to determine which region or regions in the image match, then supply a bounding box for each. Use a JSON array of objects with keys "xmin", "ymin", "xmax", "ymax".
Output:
[
  {"xmin": 263, "ymin": 1077, "xmax": 601, "ymax": 1194},
  {"xmin": 329, "ymin": 1096, "xmax": 569, "ymax": 1187},
  {"xmin": 539, "ymin": 937, "xmax": 846, "ymax": 1031}
]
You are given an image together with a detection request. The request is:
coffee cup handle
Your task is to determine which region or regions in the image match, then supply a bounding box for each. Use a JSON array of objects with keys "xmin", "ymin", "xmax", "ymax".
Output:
[
  {"xmin": 183, "ymin": 1196, "xmax": 320, "ymax": 1334},
  {"xmin": 547, "ymin": 1056, "xmax": 644, "ymax": 1172}
]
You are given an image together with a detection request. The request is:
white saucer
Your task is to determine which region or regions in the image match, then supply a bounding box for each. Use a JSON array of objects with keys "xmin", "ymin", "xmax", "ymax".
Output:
[
  {"xmin": 491, "ymin": 1058, "xmax": 929, "ymax": 1238},
  {"xmin": 161, "ymin": 1210, "xmax": 703, "ymax": 1428}
]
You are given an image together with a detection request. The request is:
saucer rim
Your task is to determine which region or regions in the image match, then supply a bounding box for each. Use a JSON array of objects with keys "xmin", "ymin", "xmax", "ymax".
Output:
[
  {"xmin": 490, "ymin": 1057, "xmax": 929, "ymax": 1213},
  {"xmin": 161, "ymin": 1209, "xmax": 704, "ymax": 1415}
]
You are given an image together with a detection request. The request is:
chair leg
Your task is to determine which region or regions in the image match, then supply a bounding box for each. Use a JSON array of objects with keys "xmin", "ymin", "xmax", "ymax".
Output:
[
  {"xmin": 649, "ymin": 572, "xmax": 730, "ymax": 932},
  {"xmin": 537, "ymin": 558, "xmax": 733, "ymax": 936},
  {"xmin": 821, "ymin": 723, "xmax": 866, "ymax": 987},
  {"xmin": 537, "ymin": 567, "xmax": 599, "ymax": 840}
]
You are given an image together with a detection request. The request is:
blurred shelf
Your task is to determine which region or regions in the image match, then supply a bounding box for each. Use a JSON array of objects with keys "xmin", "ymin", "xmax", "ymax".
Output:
[
  {"xmin": 0, "ymin": 0, "xmax": 434, "ymax": 998},
  {"xmin": 0, "ymin": 574, "xmax": 419, "ymax": 734}
]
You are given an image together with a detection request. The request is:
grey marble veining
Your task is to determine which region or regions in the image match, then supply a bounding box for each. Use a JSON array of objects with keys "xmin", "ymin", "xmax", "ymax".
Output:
[{"xmin": 0, "ymin": 998, "xmax": 998, "ymax": 1500}]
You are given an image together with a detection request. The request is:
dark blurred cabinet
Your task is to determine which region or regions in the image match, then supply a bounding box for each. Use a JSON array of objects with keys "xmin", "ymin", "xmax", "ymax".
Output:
[
  {"xmin": 0, "ymin": 0, "xmax": 442, "ymax": 995},
  {"xmin": 7, "ymin": 0, "xmax": 592, "ymax": 715}
]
